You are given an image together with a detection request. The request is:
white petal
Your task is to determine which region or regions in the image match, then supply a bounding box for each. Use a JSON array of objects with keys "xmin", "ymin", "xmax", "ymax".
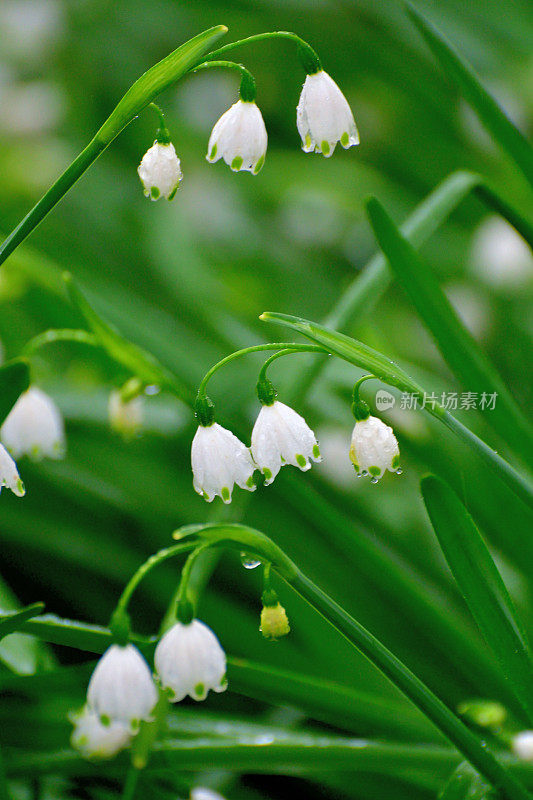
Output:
[
  {"xmin": 87, "ymin": 644, "xmax": 158, "ymax": 727},
  {"xmin": 138, "ymin": 141, "xmax": 182, "ymax": 200},
  {"xmin": 297, "ymin": 71, "xmax": 359, "ymax": 157},
  {"xmin": 207, "ymin": 100, "xmax": 267, "ymax": 174},
  {"xmin": 349, "ymin": 416, "xmax": 400, "ymax": 480},
  {"xmin": 1, "ymin": 387, "xmax": 65, "ymax": 460},
  {"xmin": 191, "ymin": 789, "xmax": 227, "ymax": 800},
  {"xmin": 191, "ymin": 423, "xmax": 255, "ymax": 503},
  {"xmin": 513, "ymin": 731, "xmax": 533, "ymax": 761},
  {"xmin": 108, "ymin": 391, "xmax": 143, "ymax": 439},
  {"xmin": 155, "ymin": 620, "xmax": 227, "ymax": 702},
  {"xmin": 251, "ymin": 401, "xmax": 321, "ymax": 484},
  {"xmin": 70, "ymin": 706, "xmax": 132, "ymax": 760},
  {"xmin": 0, "ymin": 443, "xmax": 24, "ymax": 496}
]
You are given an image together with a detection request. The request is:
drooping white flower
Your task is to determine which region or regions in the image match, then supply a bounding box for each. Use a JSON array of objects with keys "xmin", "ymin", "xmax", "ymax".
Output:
[
  {"xmin": 349, "ymin": 415, "xmax": 400, "ymax": 482},
  {"xmin": 297, "ymin": 70, "xmax": 359, "ymax": 157},
  {"xmin": 0, "ymin": 443, "xmax": 24, "ymax": 497},
  {"xmin": 512, "ymin": 731, "xmax": 533, "ymax": 761},
  {"xmin": 108, "ymin": 390, "xmax": 144, "ymax": 440},
  {"xmin": 70, "ymin": 706, "xmax": 132, "ymax": 760},
  {"xmin": 87, "ymin": 644, "xmax": 158, "ymax": 729},
  {"xmin": 191, "ymin": 422, "xmax": 255, "ymax": 503},
  {"xmin": 191, "ymin": 789, "xmax": 226, "ymax": 800},
  {"xmin": 138, "ymin": 141, "xmax": 182, "ymax": 200},
  {"xmin": 251, "ymin": 401, "xmax": 321, "ymax": 485},
  {"xmin": 207, "ymin": 100, "xmax": 267, "ymax": 174},
  {"xmin": 1, "ymin": 387, "xmax": 65, "ymax": 460},
  {"xmin": 154, "ymin": 619, "xmax": 227, "ymax": 702}
]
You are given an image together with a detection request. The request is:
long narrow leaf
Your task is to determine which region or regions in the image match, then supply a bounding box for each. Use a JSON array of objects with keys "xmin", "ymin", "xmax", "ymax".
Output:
[
  {"xmin": 422, "ymin": 476, "xmax": 533, "ymax": 725},
  {"xmin": 406, "ymin": 4, "xmax": 533, "ymax": 187},
  {"xmin": 366, "ymin": 196, "xmax": 533, "ymax": 469},
  {"xmin": 0, "ymin": 604, "xmax": 45, "ymax": 641}
]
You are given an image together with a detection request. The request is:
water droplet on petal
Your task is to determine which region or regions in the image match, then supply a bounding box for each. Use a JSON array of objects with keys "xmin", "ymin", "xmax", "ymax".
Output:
[
  {"xmin": 395, "ymin": 468, "xmax": 403, "ymax": 475},
  {"xmin": 370, "ymin": 476, "xmax": 379, "ymax": 484},
  {"xmin": 240, "ymin": 551, "xmax": 261, "ymax": 570}
]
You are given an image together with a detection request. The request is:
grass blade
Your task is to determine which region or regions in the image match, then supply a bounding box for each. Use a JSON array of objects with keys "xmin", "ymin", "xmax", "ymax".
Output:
[
  {"xmin": 422, "ymin": 475, "xmax": 533, "ymax": 725},
  {"xmin": 439, "ymin": 762, "xmax": 493, "ymax": 800},
  {"xmin": 366, "ymin": 196, "xmax": 533, "ymax": 469},
  {"xmin": 0, "ymin": 604, "xmax": 45, "ymax": 641},
  {"xmin": 0, "ymin": 360, "xmax": 30, "ymax": 427},
  {"xmin": 406, "ymin": 3, "xmax": 533, "ymax": 187}
]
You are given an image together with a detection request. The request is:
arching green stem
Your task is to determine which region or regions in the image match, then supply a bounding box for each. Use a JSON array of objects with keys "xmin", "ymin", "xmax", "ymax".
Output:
[
  {"xmin": 148, "ymin": 102, "xmax": 171, "ymax": 144},
  {"xmin": 174, "ymin": 544, "xmax": 212, "ymax": 623},
  {"xmin": 197, "ymin": 343, "xmax": 328, "ymax": 399},
  {"xmin": 109, "ymin": 541, "xmax": 198, "ymax": 644},
  {"xmin": 22, "ymin": 329, "xmax": 99, "ymax": 357},
  {"xmin": 191, "ymin": 60, "xmax": 257, "ymax": 102},
  {"xmin": 203, "ymin": 31, "xmax": 322, "ymax": 74}
]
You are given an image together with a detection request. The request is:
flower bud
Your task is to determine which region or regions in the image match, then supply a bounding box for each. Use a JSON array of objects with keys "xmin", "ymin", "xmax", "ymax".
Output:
[
  {"xmin": 260, "ymin": 602, "xmax": 290, "ymax": 641},
  {"xmin": 108, "ymin": 390, "xmax": 143, "ymax": 440}
]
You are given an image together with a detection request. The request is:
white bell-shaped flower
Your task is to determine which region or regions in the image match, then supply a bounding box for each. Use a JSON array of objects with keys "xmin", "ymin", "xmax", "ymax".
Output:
[
  {"xmin": 0, "ymin": 443, "xmax": 24, "ymax": 497},
  {"xmin": 191, "ymin": 422, "xmax": 255, "ymax": 503},
  {"xmin": 191, "ymin": 789, "xmax": 226, "ymax": 800},
  {"xmin": 251, "ymin": 401, "xmax": 321, "ymax": 485},
  {"xmin": 349, "ymin": 415, "xmax": 400, "ymax": 482},
  {"xmin": 87, "ymin": 644, "xmax": 158, "ymax": 729},
  {"xmin": 108, "ymin": 390, "xmax": 143, "ymax": 440},
  {"xmin": 297, "ymin": 70, "xmax": 359, "ymax": 157},
  {"xmin": 513, "ymin": 731, "xmax": 533, "ymax": 762},
  {"xmin": 138, "ymin": 141, "xmax": 182, "ymax": 200},
  {"xmin": 1, "ymin": 387, "xmax": 65, "ymax": 460},
  {"xmin": 70, "ymin": 706, "xmax": 132, "ymax": 760},
  {"xmin": 207, "ymin": 100, "xmax": 267, "ymax": 174},
  {"xmin": 154, "ymin": 619, "xmax": 227, "ymax": 702}
]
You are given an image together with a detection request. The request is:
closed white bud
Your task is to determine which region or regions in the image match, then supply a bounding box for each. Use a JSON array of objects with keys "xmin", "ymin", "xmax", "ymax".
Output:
[
  {"xmin": 349, "ymin": 415, "xmax": 400, "ymax": 482},
  {"xmin": 251, "ymin": 400, "xmax": 321, "ymax": 485},
  {"xmin": 512, "ymin": 731, "xmax": 533, "ymax": 761},
  {"xmin": 87, "ymin": 644, "xmax": 158, "ymax": 729},
  {"xmin": 155, "ymin": 619, "xmax": 227, "ymax": 702},
  {"xmin": 1, "ymin": 387, "xmax": 65, "ymax": 460},
  {"xmin": 207, "ymin": 100, "xmax": 267, "ymax": 174},
  {"xmin": 297, "ymin": 70, "xmax": 359, "ymax": 157},
  {"xmin": 138, "ymin": 141, "xmax": 182, "ymax": 201},
  {"xmin": 70, "ymin": 706, "xmax": 132, "ymax": 760},
  {"xmin": 108, "ymin": 390, "xmax": 143, "ymax": 440},
  {"xmin": 191, "ymin": 422, "xmax": 255, "ymax": 503},
  {"xmin": 0, "ymin": 443, "xmax": 24, "ymax": 497}
]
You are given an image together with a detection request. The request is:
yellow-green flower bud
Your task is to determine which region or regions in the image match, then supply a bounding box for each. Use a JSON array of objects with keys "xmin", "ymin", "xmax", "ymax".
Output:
[{"xmin": 260, "ymin": 602, "xmax": 290, "ymax": 641}]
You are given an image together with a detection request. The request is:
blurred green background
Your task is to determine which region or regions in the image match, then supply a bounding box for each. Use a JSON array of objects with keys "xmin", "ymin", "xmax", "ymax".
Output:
[{"xmin": 0, "ymin": 1, "xmax": 532, "ymax": 798}]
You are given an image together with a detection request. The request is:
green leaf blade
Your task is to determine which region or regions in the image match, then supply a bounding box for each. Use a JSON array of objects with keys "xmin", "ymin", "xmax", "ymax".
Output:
[
  {"xmin": 366, "ymin": 196, "xmax": 533, "ymax": 469},
  {"xmin": 406, "ymin": 4, "xmax": 533, "ymax": 187},
  {"xmin": 422, "ymin": 475, "xmax": 533, "ymax": 725}
]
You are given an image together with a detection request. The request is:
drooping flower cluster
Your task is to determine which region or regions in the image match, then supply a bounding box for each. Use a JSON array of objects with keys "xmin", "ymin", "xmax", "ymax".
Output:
[
  {"xmin": 191, "ymin": 385, "xmax": 321, "ymax": 504},
  {"xmin": 72, "ymin": 618, "xmax": 227, "ymax": 759},
  {"xmin": 138, "ymin": 44, "xmax": 358, "ymax": 197}
]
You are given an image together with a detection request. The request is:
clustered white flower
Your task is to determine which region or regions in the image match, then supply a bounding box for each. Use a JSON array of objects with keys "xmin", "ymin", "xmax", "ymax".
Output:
[
  {"xmin": 512, "ymin": 731, "xmax": 533, "ymax": 762},
  {"xmin": 138, "ymin": 51, "xmax": 358, "ymax": 197},
  {"xmin": 191, "ymin": 389, "xmax": 321, "ymax": 503},
  {"xmin": 1, "ymin": 387, "xmax": 65, "ymax": 461},
  {"xmin": 72, "ymin": 619, "xmax": 227, "ymax": 759}
]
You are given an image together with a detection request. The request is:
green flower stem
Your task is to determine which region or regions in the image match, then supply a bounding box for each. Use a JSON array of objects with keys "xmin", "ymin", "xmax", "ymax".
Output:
[
  {"xmin": 110, "ymin": 541, "xmax": 198, "ymax": 639},
  {"xmin": 148, "ymin": 103, "xmax": 171, "ymax": 145},
  {"xmin": 203, "ymin": 30, "xmax": 321, "ymax": 72},
  {"xmin": 173, "ymin": 523, "xmax": 530, "ymax": 800},
  {"xmin": 0, "ymin": 744, "xmax": 10, "ymax": 800},
  {"xmin": 22, "ymin": 329, "xmax": 99, "ymax": 357},
  {"xmin": 175, "ymin": 544, "xmax": 211, "ymax": 621},
  {"xmin": 121, "ymin": 766, "xmax": 140, "ymax": 800},
  {"xmin": 196, "ymin": 343, "xmax": 328, "ymax": 398},
  {"xmin": 257, "ymin": 347, "xmax": 328, "ymax": 387},
  {"xmin": 0, "ymin": 25, "xmax": 227, "ymax": 270},
  {"xmin": 191, "ymin": 60, "xmax": 257, "ymax": 102}
]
